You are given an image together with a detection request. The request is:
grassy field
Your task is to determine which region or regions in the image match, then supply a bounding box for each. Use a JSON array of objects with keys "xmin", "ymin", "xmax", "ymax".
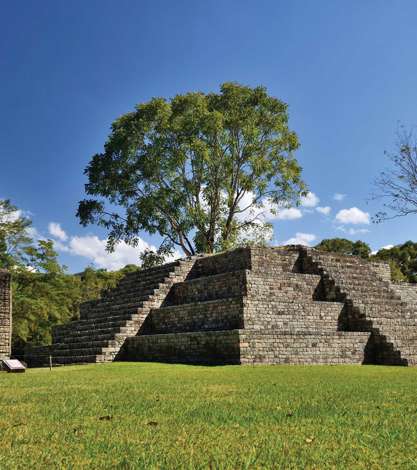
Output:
[{"xmin": 0, "ymin": 363, "xmax": 417, "ymax": 469}]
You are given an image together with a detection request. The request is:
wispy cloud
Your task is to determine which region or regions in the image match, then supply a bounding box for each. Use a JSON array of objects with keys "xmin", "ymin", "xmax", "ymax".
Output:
[
  {"xmin": 316, "ymin": 206, "xmax": 331, "ymax": 215},
  {"xmin": 300, "ymin": 192, "xmax": 319, "ymax": 208},
  {"xmin": 337, "ymin": 226, "xmax": 370, "ymax": 236},
  {"xmin": 335, "ymin": 207, "xmax": 370, "ymax": 225},
  {"xmin": 282, "ymin": 232, "xmax": 316, "ymax": 246},
  {"xmin": 48, "ymin": 222, "xmax": 68, "ymax": 242}
]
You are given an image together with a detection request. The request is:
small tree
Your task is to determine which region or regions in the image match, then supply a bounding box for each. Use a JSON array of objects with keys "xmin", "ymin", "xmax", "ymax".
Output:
[
  {"xmin": 77, "ymin": 82, "xmax": 306, "ymax": 256},
  {"xmin": 315, "ymin": 238, "xmax": 371, "ymax": 259},
  {"xmin": 373, "ymin": 126, "xmax": 417, "ymax": 222}
]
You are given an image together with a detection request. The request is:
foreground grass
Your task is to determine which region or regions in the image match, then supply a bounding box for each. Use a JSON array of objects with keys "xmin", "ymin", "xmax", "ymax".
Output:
[{"xmin": 0, "ymin": 363, "xmax": 416, "ymax": 469}]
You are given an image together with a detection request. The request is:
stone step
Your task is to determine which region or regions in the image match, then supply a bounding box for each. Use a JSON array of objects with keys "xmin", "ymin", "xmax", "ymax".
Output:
[
  {"xmin": 54, "ymin": 328, "xmax": 135, "ymax": 344},
  {"xmin": 47, "ymin": 345, "xmax": 118, "ymax": 357},
  {"xmin": 145, "ymin": 297, "xmax": 243, "ymax": 334},
  {"xmin": 167, "ymin": 270, "xmax": 246, "ymax": 305},
  {"xmin": 54, "ymin": 313, "xmax": 140, "ymax": 333},
  {"xmin": 80, "ymin": 300, "xmax": 147, "ymax": 319},
  {"xmin": 51, "ymin": 338, "xmax": 119, "ymax": 350},
  {"xmin": 244, "ymin": 300, "xmax": 345, "ymax": 330},
  {"xmin": 99, "ymin": 282, "xmax": 161, "ymax": 300},
  {"xmin": 51, "ymin": 355, "xmax": 105, "ymax": 365},
  {"xmin": 246, "ymin": 273, "xmax": 322, "ymax": 301},
  {"xmin": 99, "ymin": 288, "xmax": 157, "ymax": 303},
  {"xmin": 53, "ymin": 331, "xmax": 128, "ymax": 345},
  {"xmin": 53, "ymin": 322, "xmax": 137, "ymax": 341}
]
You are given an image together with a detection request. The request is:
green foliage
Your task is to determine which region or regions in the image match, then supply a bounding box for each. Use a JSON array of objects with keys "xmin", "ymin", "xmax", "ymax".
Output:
[
  {"xmin": 315, "ymin": 238, "xmax": 371, "ymax": 259},
  {"xmin": 1, "ymin": 363, "xmax": 417, "ymax": 468},
  {"xmin": 0, "ymin": 199, "xmax": 33, "ymax": 269},
  {"xmin": 315, "ymin": 238, "xmax": 417, "ymax": 283},
  {"xmin": 78, "ymin": 82, "xmax": 306, "ymax": 256},
  {"xmin": 373, "ymin": 241, "xmax": 417, "ymax": 283},
  {"xmin": 13, "ymin": 262, "xmax": 137, "ymax": 352},
  {"xmin": 387, "ymin": 260, "xmax": 407, "ymax": 283},
  {"xmin": 0, "ymin": 198, "xmax": 139, "ymax": 353},
  {"xmin": 139, "ymin": 244, "xmax": 174, "ymax": 269}
]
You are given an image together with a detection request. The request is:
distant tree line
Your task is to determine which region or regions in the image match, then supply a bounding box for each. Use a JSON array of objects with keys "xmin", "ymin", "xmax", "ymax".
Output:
[
  {"xmin": 315, "ymin": 237, "xmax": 417, "ymax": 283},
  {"xmin": 0, "ymin": 199, "xmax": 139, "ymax": 355}
]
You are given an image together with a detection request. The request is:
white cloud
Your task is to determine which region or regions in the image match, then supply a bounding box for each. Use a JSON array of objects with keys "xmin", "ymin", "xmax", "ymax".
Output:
[
  {"xmin": 337, "ymin": 226, "xmax": 370, "ymax": 236},
  {"xmin": 53, "ymin": 239, "xmax": 71, "ymax": 252},
  {"xmin": 300, "ymin": 192, "xmax": 319, "ymax": 208},
  {"xmin": 68, "ymin": 235, "xmax": 156, "ymax": 270},
  {"xmin": 48, "ymin": 222, "xmax": 68, "ymax": 241},
  {"xmin": 381, "ymin": 244, "xmax": 394, "ymax": 250},
  {"xmin": 316, "ymin": 206, "xmax": 331, "ymax": 215},
  {"xmin": 371, "ymin": 244, "xmax": 395, "ymax": 256},
  {"xmin": 51, "ymin": 232, "xmax": 181, "ymax": 271},
  {"xmin": 236, "ymin": 192, "xmax": 303, "ymax": 222},
  {"xmin": 273, "ymin": 207, "xmax": 303, "ymax": 220},
  {"xmin": 335, "ymin": 207, "xmax": 370, "ymax": 225},
  {"xmin": 333, "ymin": 193, "xmax": 346, "ymax": 201},
  {"xmin": 282, "ymin": 232, "xmax": 316, "ymax": 246}
]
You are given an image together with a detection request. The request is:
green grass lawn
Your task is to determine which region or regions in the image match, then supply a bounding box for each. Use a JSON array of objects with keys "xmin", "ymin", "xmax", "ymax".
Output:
[{"xmin": 1, "ymin": 363, "xmax": 417, "ymax": 469}]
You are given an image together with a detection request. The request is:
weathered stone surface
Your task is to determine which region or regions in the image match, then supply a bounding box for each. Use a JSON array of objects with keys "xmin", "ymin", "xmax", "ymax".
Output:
[
  {"xmin": 24, "ymin": 245, "xmax": 417, "ymax": 367},
  {"xmin": 0, "ymin": 270, "xmax": 11, "ymax": 359}
]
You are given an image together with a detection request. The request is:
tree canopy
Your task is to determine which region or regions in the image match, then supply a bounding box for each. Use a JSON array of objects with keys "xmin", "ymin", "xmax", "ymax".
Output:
[
  {"xmin": 373, "ymin": 126, "xmax": 417, "ymax": 222},
  {"xmin": 0, "ymin": 199, "xmax": 33, "ymax": 268},
  {"xmin": 77, "ymin": 82, "xmax": 306, "ymax": 256},
  {"xmin": 373, "ymin": 241, "xmax": 417, "ymax": 283},
  {"xmin": 315, "ymin": 238, "xmax": 371, "ymax": 259}
]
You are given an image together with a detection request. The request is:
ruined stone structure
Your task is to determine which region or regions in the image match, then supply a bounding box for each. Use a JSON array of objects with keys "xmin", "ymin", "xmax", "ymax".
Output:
[
  {"xmin": 0, "ymin": 270, "xmax": 12, "ymax": 359},
  {"xmin": 26, "ymin": 246, "xmax": 417, "ymax": 367}
]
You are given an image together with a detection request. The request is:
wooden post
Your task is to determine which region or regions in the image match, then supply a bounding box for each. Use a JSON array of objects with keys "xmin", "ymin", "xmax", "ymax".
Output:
[{"xmin": 49, "ymin": 355, "xmax": 52, "ymax": 371}]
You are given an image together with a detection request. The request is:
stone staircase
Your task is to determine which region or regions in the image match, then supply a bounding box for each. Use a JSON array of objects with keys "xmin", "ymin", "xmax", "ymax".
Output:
[
  {"xmin": 302, "ymin": 248, "xmax": 417, "ymax": 365},
  {"xmin": 26, "ymin": 258, "xmax": 196, "ymax": 366}
]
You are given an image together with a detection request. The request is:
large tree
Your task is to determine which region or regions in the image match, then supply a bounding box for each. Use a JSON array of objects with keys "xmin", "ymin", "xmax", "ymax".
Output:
[
  {"xmin": 77, "ymin": 82, "xmax": 306, "ymax": 256},
  {"xmin": 373, "ymin": 126, "xmax": 417, "ymax": 222}
]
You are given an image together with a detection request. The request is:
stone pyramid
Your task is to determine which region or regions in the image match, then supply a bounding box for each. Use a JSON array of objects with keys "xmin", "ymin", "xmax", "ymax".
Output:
[{"xmin": 26, "ymin": 246, "xmax": 417, "ymax": 366}]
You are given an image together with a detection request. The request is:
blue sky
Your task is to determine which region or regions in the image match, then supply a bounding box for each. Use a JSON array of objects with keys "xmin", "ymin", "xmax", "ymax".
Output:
[{"xmin": 1, "ymin": 1, "xmax": 417, "ymax": 272}]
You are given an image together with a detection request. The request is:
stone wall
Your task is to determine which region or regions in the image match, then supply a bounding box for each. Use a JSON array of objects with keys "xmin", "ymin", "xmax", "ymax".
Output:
[
  {"xmin": 249, "ymin": 246, "xmax": 301, "ymax": 274},
  {"xmin": 390, "ymin": 283, "xmax": 417, "ymax": 307},
  {"xmin": 144, "ymin": 298, "xmax": 243, "ymax": 334},
  {"xmin": 0, "ymin": 270, "xmax": 11, "ymax": 359},
  {"xmin": 123, "ymin": 330, "xmax": 241, "ymax": 365},
  {"xmin": 368, "ymin": 261, "xmax": 392, "ymax": 283},
  {"xmin": 239, "ymin": 331, "xmax": 371, "ymax": 365}
]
